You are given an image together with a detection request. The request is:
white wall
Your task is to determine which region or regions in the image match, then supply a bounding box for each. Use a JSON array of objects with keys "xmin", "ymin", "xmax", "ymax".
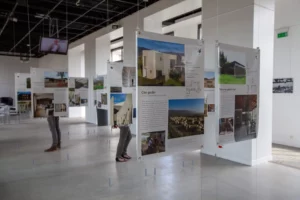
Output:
[
  {"xmin": 273, "ymin": 0, "xmax": 300, "ymax": 148},
  {"xmin": 0, "ymin": 56, "xmax": 38, "ymax": 101},
  {"xmin": 38, "ymin": 54, "xmax": 68, "ymax": 70}
]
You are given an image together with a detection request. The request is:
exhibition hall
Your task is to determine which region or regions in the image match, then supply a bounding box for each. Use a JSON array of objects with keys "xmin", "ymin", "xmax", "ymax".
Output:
[{"xmin": 0, "ymin": 0, "xmax": 300, "ymax": 199}]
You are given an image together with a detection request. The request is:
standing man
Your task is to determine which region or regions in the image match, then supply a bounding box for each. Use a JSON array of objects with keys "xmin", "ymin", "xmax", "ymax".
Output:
[{"xmin": 45, "ymin": 109, "xmax": 61, "ymax": 152}]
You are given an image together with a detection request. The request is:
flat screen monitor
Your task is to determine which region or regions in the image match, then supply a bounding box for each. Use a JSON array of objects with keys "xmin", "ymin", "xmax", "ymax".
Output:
[{"xmin": 39, "ymin": 37, "xmax": 69, "ymax": 54}]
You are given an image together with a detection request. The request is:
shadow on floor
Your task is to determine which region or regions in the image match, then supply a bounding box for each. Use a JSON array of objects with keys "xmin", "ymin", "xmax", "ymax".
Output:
[{"xmin": 271, "ymin": 143, "xmax": 300, "ymax": 170}]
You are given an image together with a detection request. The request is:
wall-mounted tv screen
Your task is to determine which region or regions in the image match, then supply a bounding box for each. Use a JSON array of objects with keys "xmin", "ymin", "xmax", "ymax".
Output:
[{"xmin": 39, "ymin": 37, "xmax": 69, "ymax": 54}]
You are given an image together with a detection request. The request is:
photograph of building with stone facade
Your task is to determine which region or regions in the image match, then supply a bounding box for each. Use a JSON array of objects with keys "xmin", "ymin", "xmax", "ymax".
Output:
[
  {"xmin": 110, "ymin": 93, "xmax": 133, "ymax": 125},
  {"xmin": 138, "ymin": 38, "xmax": 185, "ymax": 86}
]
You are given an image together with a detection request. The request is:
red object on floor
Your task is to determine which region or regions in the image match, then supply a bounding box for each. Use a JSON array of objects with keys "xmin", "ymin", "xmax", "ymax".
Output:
[{"xmin": 218, "ymin": 145, "xmax": 223, "ymax": 148}]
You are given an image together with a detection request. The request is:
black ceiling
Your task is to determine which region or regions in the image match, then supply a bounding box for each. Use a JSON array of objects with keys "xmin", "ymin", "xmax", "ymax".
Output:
[{"xmin": 0, "ymin": 0, "xmax": 160, "ymax": 58}]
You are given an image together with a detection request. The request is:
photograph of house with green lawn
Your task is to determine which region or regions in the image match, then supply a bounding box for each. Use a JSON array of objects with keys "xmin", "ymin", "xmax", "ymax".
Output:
[
  {"xmin": 137, "ymin": 38, "xmax": 185, "ymax": 86},
  {"xmin": 219, "ymin": 50, "xmax": 246, "ymax": 85}
]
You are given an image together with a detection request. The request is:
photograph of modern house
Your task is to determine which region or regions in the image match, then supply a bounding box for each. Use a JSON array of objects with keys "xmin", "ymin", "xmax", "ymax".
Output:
[
  {"xmin": 219, "ymin": 118, "xmax": 234, "ymax": 135},
  {"xmin": 94, "ymin": 76, "xmax": 104, "ymax": 90},
  {"xmin": 219, "ymin": 50, "xmax": 246, "ymax": 84},
  {"xmin": 234, "ymin": 95, "xmax": 257, "ymax": 142},
  {"xmin": 204, "ymin": 71, "xmax": 215, "ymax": 88},
  {"xmin": 138, "ymin": 38, "xmax": 185, "ymax": 86},
  {"xmin": 33, "ymin": 93, "xmax": 54, "ymax": 117},
  {"xmin": 122, "ymin": 67, "xmax": 136, "ymax": 87},
  {"xmin": 110, "ymin": 93, "xmax": 133, "ymax": 125},
  {"xmin": 141, "ymin": 130, "xmax": 166, "ymax": 156},
  {"xmin": 44, "ymin": 71, "xmax": 68, "ymax": 88},
  {"xmin": 101, "ymin": 93, "xmax": 107, "ymax": 105},
  {"xmin": 273, "ymin": 78, "xmax": 293, "ymax": 93},
  {"xmin": 75, "ymin": 78, "xmax": 88, "ymax": 89},
  {"xmin": 168, "ymin": 98, "xmax": 204, "ymax": 139}
]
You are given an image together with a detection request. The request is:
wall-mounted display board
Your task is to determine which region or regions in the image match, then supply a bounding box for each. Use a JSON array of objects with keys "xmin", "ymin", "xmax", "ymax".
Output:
[
  {"xmin": 15, "ymin": 73, "xmax": 31, "ymax": 112},
  {"xmin": 68, "ymin": 77, "xmax": 89, "ymax": 107},
  {"xmin": 216, "ymin": 43, "xmax": 260, "ymax": 145},
  {"xmin": 273, "ymin": 78, "xmax": 293, "ymax": 93},
  {"xmin": 30, "ymin": 68, "xmax": 68, "ymax": 117},
  {"xmin": 136, "ymin": 30, "xmax": 205, "ymax": 158}
]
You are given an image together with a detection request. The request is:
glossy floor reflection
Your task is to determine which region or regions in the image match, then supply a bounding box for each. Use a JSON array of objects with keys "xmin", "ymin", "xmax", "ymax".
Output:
[{"xmin": 1, "ymin": 118, "xmax": 300, "ymax": 200}]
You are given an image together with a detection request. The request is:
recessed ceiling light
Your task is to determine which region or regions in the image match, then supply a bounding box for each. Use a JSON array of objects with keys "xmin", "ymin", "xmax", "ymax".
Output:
[{"xmin": 27, "ymin": 44, "xmax": 30, "ymax": 47}]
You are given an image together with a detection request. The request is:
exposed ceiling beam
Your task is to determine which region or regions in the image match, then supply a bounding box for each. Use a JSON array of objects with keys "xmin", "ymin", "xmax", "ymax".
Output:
[
  {"xmin": 9, "ymin": 0, "xmax": 65, "ymax": 52},
  {"xmin": 0, "ymin": 2, "xmax": 18, "ymax": 37}
]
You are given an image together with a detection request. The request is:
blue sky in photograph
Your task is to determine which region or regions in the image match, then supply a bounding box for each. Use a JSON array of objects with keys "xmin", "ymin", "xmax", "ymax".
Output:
[
  {"xmin": 138, "ymin": 38, "xmax": 184, "ymax": 54},
  {"xmin": 205, "ymin": 71, "xmax": 215, "ymax": 79},
  {"xmin": 169, "ymin": 98, "xmax": 204, "ymax": 113},
  {"xmin": 17, "ymin": 91, "xmax": 31, "ymax": 95},
  {"xmin": 110, "ymin": 94, "xmax": 127, "ymax": 104},
  {"xmin": 44, "ymin": 71, "xmax": 68, "ymax": 79}
]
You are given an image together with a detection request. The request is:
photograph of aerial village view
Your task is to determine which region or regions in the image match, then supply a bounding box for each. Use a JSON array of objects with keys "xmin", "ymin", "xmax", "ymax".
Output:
[
  {"xmin": 137, "ymin": 38, "xmax": 185, "ymax": 86},
  {"xmin": 168, "ymin": 98, "xmax": 204, "ymax": 139},
  {"xmin": 219, "ymin": 50, "xmax": 246, "ymax": 85},
  {"xmin": 44, "ymin": 71, "xmax": 68, "ymax": 88},
  {"xmin": 204, "ymin": 71, "xmax": 215, "ymax": 88}
]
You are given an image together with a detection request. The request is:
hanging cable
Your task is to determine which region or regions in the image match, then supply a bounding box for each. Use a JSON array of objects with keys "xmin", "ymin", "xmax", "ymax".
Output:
[
  {"xmin": 26, "ymin": 0, "xmax": 31, "ymax": 59},
  {"xmin": 66, "ymin": 0, "xmax": 68, "ymax": 40}
]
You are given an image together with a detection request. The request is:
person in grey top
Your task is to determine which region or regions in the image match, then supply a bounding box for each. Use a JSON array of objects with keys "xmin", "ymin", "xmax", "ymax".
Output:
[{"xmin": 45, "ymin": 109, "xmax": 61, "ymax": 152}]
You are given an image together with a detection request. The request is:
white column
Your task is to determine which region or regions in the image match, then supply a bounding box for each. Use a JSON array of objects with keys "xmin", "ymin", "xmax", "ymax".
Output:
[
  {"xmin": 84, "ymin": 39, "xmax": 97, "ymax": 124},
  {"xmin": 202, "ymin": 0, "xmax": 274, "ymax": 165},
  {"xmin": 96, "ymin": 34, "xmax": 111, "ymax": 75}
]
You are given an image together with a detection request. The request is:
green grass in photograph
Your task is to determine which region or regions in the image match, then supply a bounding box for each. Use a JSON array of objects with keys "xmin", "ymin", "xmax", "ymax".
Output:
[
  {"xmin": 219, "ymin": 74, "xmax": 246, "ymax": 85},
  {"xmin": 164, "ymin": 78, "xmax": 182, "ymax": 86},
  {"xmin": 94, "ymin": 85, "xmax": 104, "ymax": 90}
]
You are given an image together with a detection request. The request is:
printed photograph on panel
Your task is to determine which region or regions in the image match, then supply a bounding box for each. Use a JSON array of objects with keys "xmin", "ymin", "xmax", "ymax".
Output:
[
  {"xmin": 273, "ymin": 78, "xmax": 293, "ymax": 93},
  {"xmin": 101, "ymin": 93, "xmax": 107, "ymax": 105},
  {"xmin": 138, "ymin": 38, "xmax": 185, "ymax": 86},
  {"xmin": 122, "ymin": 67, "xmax": 136, "ymax": 87},
  {"xmin": 26, "ymin": 77, "xmax": 31, "ymax": 89},
  {"xmin": 55, "ymin": 103, "xmax": 67, "ymax": 112},
  {"xmin": 141, "ymin": 131, "xmax": 166, "ymax": 156},
  {"xmin": 68, "ymin": 88, "xmax": 77, "ymax": 107},
  {"xmin": 110, "ymin": 94, "xmax": 133, "ymax": 125},
  {"xmin": 219, "ymin": 49, "xmax": 246, "ymax": 84},
  {"xmin": 75, "ymin": 78, "xmax": 88, "ymax": 89},
  {"xmin": 204, "ymin": 71, "xmax": 215, "ymax": 88},
  {"xmin": 234, "ymin": 95, "xmax": 257, "ymax": 142},
  {"xmin": 219, "ymin": 118, "xmax": 234, "ymax": 135},
  {"xmin": 208, "ymin": 104, "xmax": 215, "ymax": 112},
  {"xmin": 44, "ymin": 71, "xmax": 68, "ymax": 88},
  {"xmin": 17, "ymin": 91, "xmax": 31, "ymax": 112},
  {"xmin": 33, "ymin": 93, "xmax": 54, "ymax": 117},
  {"xmin": 94, "ymin": 76, "xmax": 104, "ymax": 90},
  {"xmin": 168, "ymin": 98, "xmax": 204, "ymax": 139},
  {"xmin": 110, "ymin": 87, "xmax": 122, "ymax": 93}
]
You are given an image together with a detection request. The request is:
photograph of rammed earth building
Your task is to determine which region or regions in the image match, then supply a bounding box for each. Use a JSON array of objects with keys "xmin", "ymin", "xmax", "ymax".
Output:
[{"xmin": 138, "ymin": 38, "xmax": 185, "ymax": 86}]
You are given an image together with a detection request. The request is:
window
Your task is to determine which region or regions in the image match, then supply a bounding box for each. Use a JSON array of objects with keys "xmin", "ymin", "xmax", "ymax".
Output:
[
  {"xmin": 197, "ymin": 24, "xmax": 202, "ymax": 40},
  {"xmin": 111, "ymin": 47, "xmax": 123, "ymax": 62},
  {"xmin": 164, "ymin": 31, "xmax": 174, "ymax": 36}
]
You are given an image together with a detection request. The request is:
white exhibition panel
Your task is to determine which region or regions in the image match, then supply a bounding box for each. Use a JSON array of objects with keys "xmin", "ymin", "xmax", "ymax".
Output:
[
  {"xmin": 68, "ymin": 77, "xmax": 89, "ymax": 107},
  {"xmin": 216, "ymin": 43, "xmax": 260, "ymax": 145},
  {"xmin": 14, "ymin": 73, "xmax": 31, "ymax": 112},
  {"xmin": 30, "ymin": 68, "xmax": 69, "ymax": 118},
  {"xmin": 136, "ymin": 30, "xmax": 205, "ymax": 159}
]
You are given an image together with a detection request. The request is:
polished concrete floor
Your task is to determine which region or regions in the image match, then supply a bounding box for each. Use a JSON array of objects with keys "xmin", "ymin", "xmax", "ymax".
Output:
[
  {"xmin": 1, "ymin": 118, "xmax": 300, "ymax": 200},
  {"xmin": 272, "ymin": 144, "xmax": 300, "ymax": 170}
]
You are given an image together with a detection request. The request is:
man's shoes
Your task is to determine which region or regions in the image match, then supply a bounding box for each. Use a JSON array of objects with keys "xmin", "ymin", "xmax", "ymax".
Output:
[
  {"xmin": 57, "ymin": 143, "xmax": 61, "ymax": 149},
  {"xmin": 44, "ymin": 146, "xmax": 58, "ymax": 152}
]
